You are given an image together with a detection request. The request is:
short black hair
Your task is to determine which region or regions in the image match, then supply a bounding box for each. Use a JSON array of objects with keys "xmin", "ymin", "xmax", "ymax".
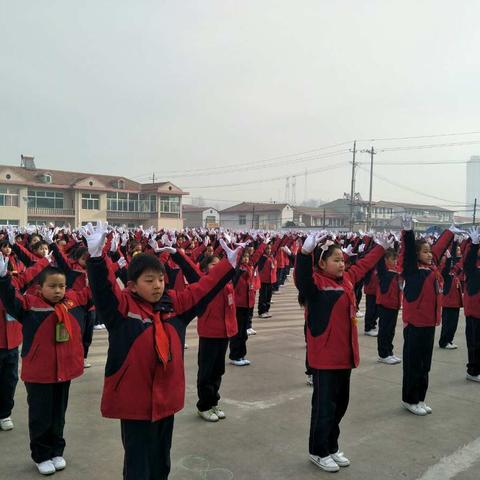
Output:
[
  {"xmin": 32, "ymin": 240, "xmax": 48, "ymax": 252},
  {"xmin": 0, "ymin": 240, "xmax": 11, "ymax": 249},
  {"xmin": 385, "ymin": 248, "xmax": 398, "ymax": 260},
  {"xmin": 38, "ymin": 266, "xmax": 66, "ymax": 286},
  {"xmin": 199, "ymin": 255, "xmax": 219, "ymax": 272},
  {"xmin": 127, "ymin": 253, "xmax": 166, "ymax": 282},
  {"xmin": 70, "ymin": 246, "xmax": 88, "ymax": 261}
]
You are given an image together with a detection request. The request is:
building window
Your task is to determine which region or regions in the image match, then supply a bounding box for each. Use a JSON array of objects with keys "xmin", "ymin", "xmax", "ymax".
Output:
[
  {"xmin": 205, "ymin": 215, "xmax": 217, "ymax": 225},
  {"xmin": 107, "ymin": 192, "xmax": 156, "ymax": 212},
  {"xmin": 0, "ymin": 186, "xmax": 20, "ymax": 207},
  {"xmin": 82, "ymin": 193, "xmax": 100, "ymax": 210},
  {"xmin": 160, "ymin": 196, "xmax": 180, "ymax": 215},
  {"xmin": 0, "ymin": 219, "xmax": 19, "ymax": 226},
  {"xmin": 27, "ymin": 190, "xmax": 64, "ymax": 209},
  {"xmin": 239, "ymin": 214, "xmax": 247, "ymax": 225}
]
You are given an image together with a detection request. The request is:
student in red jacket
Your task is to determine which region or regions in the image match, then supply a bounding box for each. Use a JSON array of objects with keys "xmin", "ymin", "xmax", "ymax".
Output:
[
  {"xmin": 439, "ymin": 242, "xmax": 463, "ymax": 350},
  {"xmin": 257, "ymin": 243, "xmax": 277, "ymax": 318},
  {"xmin": 376, "ymin": 248, "xmax": 402, "ymax": 365},
  {"xmin": 463, "ymin": 227, "xmax": 480, "ymax": 382},
  {"xmin": 295, "ymin": 232, "xmax": 390, "ymax": 473},
  {"xmin": 84, "ymin": 223, "xmax": 240, "ymax": 480},
  {"xmin": 195, "ymin": 250, "xmax": 238, "ymax": 422},
  {"xmin": 229, "ymin": 241, "xmax": 266, "ymax": 366},
  {"xmin": 363, "ymin": 266, "xmax": 379, "ymax": 336},
  {"xmin": 401, "ymin": 218, "xmax": 456, "ymax": 416},
  {"xmin": 0, "ymin": 256, "xmax": 91, "ymax": 476}
]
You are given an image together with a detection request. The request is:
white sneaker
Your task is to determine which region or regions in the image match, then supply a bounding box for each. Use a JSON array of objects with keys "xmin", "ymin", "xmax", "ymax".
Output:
[
  {"xmin": 100, "ymin": 324, "xmax": 106, "ymax": 329},
  {"xmin": 93, "ymin": 325, "xmax": 103, "ymax": 330},
  {"xmin": 309, "ymin": 454, "xmax": 340, "ymax": 472},
  {"xmin": 402, "ymin": 402, "xmax": 427, "ymax": 416},
  {"xmin": 0, "ymin": 417, "xmax": 14, "ymax": 431},
  {"xmin": 377, "ymin": 356, "xmax": 401, "ymax": 365},
  {"xmin": 212, "ymin": 406, "xmax": 226, "ymax": 419},
  {"xmin": 184, "ymin": 343, "xmax": 189, "ymax": 350},
  {"xmin": 392, "ymin": 355, "xmax": 402, "ymax": 362},
  {"xmin": 418, "ymin": 401, "xmax": 432, "ymax": 414},
  {"xmin": 83, "ymin": 360, "xmax": 91, "ymax": 368},
  {"xmin": 259, "ymin": 313, "xmax": 269, "ymax": 318},
  {"xmin": 51, "ymin": 456, "xmax": 66, "ymax": 471},
  {"xmin": 36, "ymin": 460, "xmax": 56, "ymax": 475},
  {"xmin": 445, "ymin": 343, "xmax": 458, "ymax": 350},
  {"xmin": 365, "ymin": 329, "xmax": 378, "ymax": 337},
  {"xmin": 356, "ymin": 311, "xmax": 365, "ymax": 318},
  {"xmin": 247, "ymin": 328, "xmax": 256, "ymax": 335},
  {"xmin": 241, "ymin": 357, "xmax": 251, "ymax": 365},
  {"xmin": 466, "ymin": 373, "xmax": 480, "ymax": 383},
  {"xmin": 331, "ymin": 450, "xmax": 350, "ymax": 467},
  {"xmin": 230, "ymin": 359, "xmax": 248, "ymax": 366},
  {"xmin": 197, "ymin": 409, "xmax": 219, "ymax": 422},
  {"xmin": 306, "ymin": 375, "xmax": 313, "ymax": 386}
]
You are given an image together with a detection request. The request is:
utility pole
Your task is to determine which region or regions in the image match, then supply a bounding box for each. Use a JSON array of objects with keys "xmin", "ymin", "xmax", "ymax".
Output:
[
  {"xmin": 152, "ymin": 172, "xmax": 155, "ymax": 184},
  {"xmin": 251, "ymin": 204, "xmax": 255, "ymax": 229},
  {"xmin": 291, "ymin": 176, "xmax": 297, "ymax": 205},
  {"xmin": 365, "ymin": 146, "xmax": 376, "ymax": 231},
  {"xmin": 323, "ymin": 208, "xmax": 326, "ymax": 229},
  {"xmin": 473, "ymin": 198, "xmax": 477, "ymax": 226},
  {"xmin": 349, "ymin": 141, "xmax": 357, "ymax": 231},
  {"xmin": 304, "ymin": 168, "xmax": 308, "ymax": 202}
]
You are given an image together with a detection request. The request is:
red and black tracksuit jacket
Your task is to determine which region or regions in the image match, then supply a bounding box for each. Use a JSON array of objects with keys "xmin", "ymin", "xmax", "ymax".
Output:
[
  {"xmin": 0, "ymin": 275, "xmax": 91, "ymax": 383},
  {"xmin": 463, "ymin": 242, "xmax": 480, "ymax": 318},
  {"xmin": 376, "ymin": 257, "xmax": 402, "ymax": 310},
  {"xmin": 401, "ymin": 230, "xmax": 453, "ymax": 327},
  {"xmin": 86, "ymin": 255, "xmax": 235, "ymax": 422},
  {"xmin": 440, "ymin": 245, "xmax": 463, "ymax": 309},
  {"xmin": 0, "ymin": 257, "xmax": 51, "ymax": 350},
  {"xmin": 295, "ymin": 245, "xmax": 385, "ymax": 370}
]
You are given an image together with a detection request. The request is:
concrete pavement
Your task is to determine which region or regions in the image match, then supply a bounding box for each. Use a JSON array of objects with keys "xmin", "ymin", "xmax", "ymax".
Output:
[{"xmin": 1, "ymin": 278, "xmax": 479, "ymax": 479}]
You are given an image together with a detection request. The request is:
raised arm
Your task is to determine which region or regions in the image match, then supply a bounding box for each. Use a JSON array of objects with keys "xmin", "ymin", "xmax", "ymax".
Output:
[
  {"xmin": 0, "ymin": 255, "xmax": 28, "ymax": 322},
  {"xmin": 431, "ymin": 229, "xmax": 454, "ymax": 265}
]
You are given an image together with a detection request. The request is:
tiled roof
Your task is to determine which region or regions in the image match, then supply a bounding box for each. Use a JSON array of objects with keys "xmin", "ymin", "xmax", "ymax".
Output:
[{"xmin": 220, "ymin": 202, "xmax": 289, "ymax": 213}]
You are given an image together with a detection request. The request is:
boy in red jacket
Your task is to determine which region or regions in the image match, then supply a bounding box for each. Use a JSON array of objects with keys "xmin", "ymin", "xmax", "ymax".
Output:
[
  {"xmin": 0, "ymin": 256, "xmax": 90, "ymax": 476},
  {"xmin": 84, "ymin": 223, "xmax": 240, "ymax": 479}
]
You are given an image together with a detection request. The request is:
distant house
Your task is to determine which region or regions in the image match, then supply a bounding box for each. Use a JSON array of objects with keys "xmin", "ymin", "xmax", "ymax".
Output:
[
  {"xmin": 0, "ymin": 156, "xmax": 188, "ymax": 229},
  {"xmin": 220, "ymin": 202, "xmax": 293, "ymax": 230},
  {"xmin": 293, "ymin": 206, "xmax": 349, "ymax": 228},
  {"xmin": 182, "ymin": 205, "xmax": 220, "ymax": 228}
]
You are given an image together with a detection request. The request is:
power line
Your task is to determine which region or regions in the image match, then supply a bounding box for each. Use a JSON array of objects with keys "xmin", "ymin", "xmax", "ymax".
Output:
[
  {"xmin": 379, "ymin": 139, "xmax": 480, "ymax": 152},
  {"xmin": 356, "ymin": 164, "xmax": 464, "ymax": 205},
  {"xmin": 357, "ymin": 130, "xmax": 480, "ymax": 142},
  {"xmin": 183, "ymin": 161, "xmax": 348, "ymax": 189}
]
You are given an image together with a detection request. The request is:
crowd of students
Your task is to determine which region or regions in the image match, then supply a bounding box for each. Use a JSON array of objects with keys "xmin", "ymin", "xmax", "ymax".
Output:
[{"xmin": 0, "ymin": 220, "xmax": 478, "ymax": 477}]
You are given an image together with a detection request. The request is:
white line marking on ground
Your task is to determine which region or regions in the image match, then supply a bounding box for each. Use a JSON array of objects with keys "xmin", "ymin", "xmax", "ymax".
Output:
[{"xmin": 416, "ymin": 436, "xmax": 480, "ymax": 480}]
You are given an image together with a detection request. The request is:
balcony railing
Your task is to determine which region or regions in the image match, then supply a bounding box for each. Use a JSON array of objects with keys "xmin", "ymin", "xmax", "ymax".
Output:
[
  {"xmin": 27, "ymin": 207, "xmax": 75, "ymax": 217},
  {"xmin": 107, "ymin": 210, "xmax": 157, "ymax": 219}
]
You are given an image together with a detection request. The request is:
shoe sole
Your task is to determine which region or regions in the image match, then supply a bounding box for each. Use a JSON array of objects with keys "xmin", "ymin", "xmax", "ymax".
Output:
[
  {"xmin": 466, "ymin": 376, "xmax": 480, "ymax": 382},
  {"xmin": 309, "ymin": 456, "xmax": 340, "ymax": 472},
  {"xmin": 402, "ymin": 404, "xmax": 428, "ymax": 416},
  {"xmin": 197, "ymin": 412, "xmax": 219, "ymax": 422}
]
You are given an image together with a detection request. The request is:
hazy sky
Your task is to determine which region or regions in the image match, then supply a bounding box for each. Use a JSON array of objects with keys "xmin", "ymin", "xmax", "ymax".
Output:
[{"xmin": 1, "ymin": 1, "xmax": 479, "ymax": 213}]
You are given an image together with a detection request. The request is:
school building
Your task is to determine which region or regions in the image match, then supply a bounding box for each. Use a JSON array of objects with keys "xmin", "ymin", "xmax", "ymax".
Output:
[
  {"xmin": 220, "ymin": 202, "xmax": 294, "ymax": 230},
  {"xmin": 182, "ymin": 205, "xmax": 220, "ymax": 228},
  {"xmin": 0, "ymin": 155, "xmax": 187, "ymax": 229}
]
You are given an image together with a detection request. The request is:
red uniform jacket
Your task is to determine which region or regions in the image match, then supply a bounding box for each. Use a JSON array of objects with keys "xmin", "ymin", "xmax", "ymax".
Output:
[
  {"xmin": 258, "ymin": 255, "xmax": 277, "ymax": 284},
  {"xmin": 441, "ymin": 254, "xmax": 463, "ymax": 309},
  {"xmin": 0, "ymin": 276, "xmax": 91, "ymax": 383},
  {"xmin": 295, "ymin": 245, "xmax": 385, "ymax": 370},
  {"xmin": 363, "ymin": 269, "xmax": 378, "ymax": 296},
  {"xmin": 376, "ymin": 257, "xmax": 402, "ymax": 310},
  {"xmin": 87, "ymin": 255, "xmax": 235, "ymax": 422},
  {"xmin": 463, "ymin": 242, "xmax": 480, "ymax": 318},
  {"xmin": 0, "ymin": 257, "xmax": 51, "ymax": 350},
  {"xmin": 401, "ymin": 229, "xmax": 453, "ymax": 327}
]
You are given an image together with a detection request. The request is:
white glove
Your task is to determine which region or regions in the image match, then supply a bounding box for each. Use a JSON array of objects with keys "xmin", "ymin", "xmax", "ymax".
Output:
[
  {"xmin": 148, "ymin": 237, "xmax": 161, "ymax": 253},
  {"xmin": 445, "ymin": 249, "xmax": 452, "ymax": 259},
  {"xmin": 121, "ymin": 233, "xmax": 129, "ymax": 247},
  {"xmin": 204, "ymin": 236, "xmax": 210, "ymax": 247},
  {"xmin": 301, "ymin": 233, "xmax": 327, "ymax": 254},
  {"xmin": 468, "ymin": 226, "xmax": 480, "ymax": 245},
  {"xmin": 283, "ymin": 246, "xmax": 292, "ymax": 256},
  {"xmin": 219, "ymin": 239, "xmax": 241, "ymax": 268},
  {"xmin": 84, "ymin": 222, "xmax": 108, "ymax": 257},
  {"xmin": 117, "ymin": 257, "xmax": 128, "ymax": 268},
  {"xmin": 46, "ymin": 251, "xmax": 54, "ymax": 264},
  {"xmin": 402, "ymin": 215, "xmax": 413, "ymax": 231},
  {"xmin": 342, "ymin": 244, "xmax": 355, "ymax": 257},
  {"xmin": 358, "ymin": 244, "xmax": 366, "ymax": 253},
  {"xmin": 0, "ymin": 253, "xmax": 9, "ymax": 277},
  {"xmin": 7, "ymin": 228, "xmax": 16, "ymax": 246},
  {"xmin": 374, "ymin": 234, "xmax": 394, "ymax": 250},
  {"xmin": 449, "ymin": 224, "xmax": 464, "ymax": 235},
  {"xmin": 223, "ymin": 232, "xmax": 232, "ymax": 244},
  {"xmin": 44, "ymin": 229, "xmax": 55, "ymax": 245},
  {"xmin": 161, "ymin": 234, "xmax": 174, "ymax": 248},
  {"xmin": 110, "ymin": 234, "xmax": 119, "ymax": 253},
  {"xmin": 157, "ymin": 246, "xmax": 177, "ymax": 254}
]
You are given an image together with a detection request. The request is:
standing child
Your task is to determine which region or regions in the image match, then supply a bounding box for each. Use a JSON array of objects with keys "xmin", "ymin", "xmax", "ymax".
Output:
[
  {"xmin": 84, "ymin": 223, "xmax": 240, "ymax": 479},
  {"xmin": 463, "ymin": 227, "xmax": 480, "ymax": 382},
  {"xmin": 0, "ymin": 255, "xmax": 90, "ymax": 476},
  {"xmin": 401, "ymin": 218, "xmax": 456, "ymax": 415},
  {"xmin": 295, "ymin": 232, "xmax": 391, "ymax": 472},
  {"xmin": 376, "ymin": 248, "xmax": 402, "ymax": 365}
]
